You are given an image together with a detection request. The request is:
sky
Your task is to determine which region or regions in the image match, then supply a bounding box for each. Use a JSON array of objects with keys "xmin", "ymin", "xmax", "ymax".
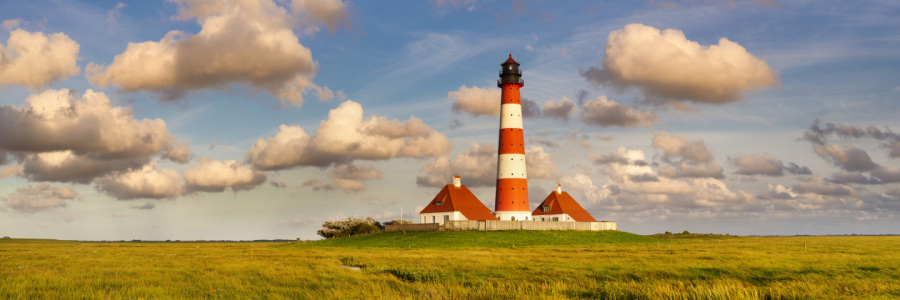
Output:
[{"xmin": 1, "ymin": 0, "xmax": 899, "ymax": 240}]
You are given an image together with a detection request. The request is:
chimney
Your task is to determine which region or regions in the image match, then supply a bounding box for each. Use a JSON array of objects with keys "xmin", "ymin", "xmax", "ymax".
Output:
[
  {"xmin": 453, "ymin": 175, "xmax": 461, "ymax": 188},
  {"xmin": 556, "ymin": 184, "xmax": 562, "ymax": 195}
]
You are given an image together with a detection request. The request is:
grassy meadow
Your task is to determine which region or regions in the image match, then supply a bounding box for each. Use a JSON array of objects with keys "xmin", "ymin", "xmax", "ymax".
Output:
[{"xmin": 1, "ymin": 231, "xmax": 899, "ymax": 299}]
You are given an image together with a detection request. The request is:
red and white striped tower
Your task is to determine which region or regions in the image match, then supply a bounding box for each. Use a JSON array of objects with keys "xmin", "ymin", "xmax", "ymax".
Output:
[{"xmin": 494, "ymin": 54, "xmax": 530, "ymax": 221}]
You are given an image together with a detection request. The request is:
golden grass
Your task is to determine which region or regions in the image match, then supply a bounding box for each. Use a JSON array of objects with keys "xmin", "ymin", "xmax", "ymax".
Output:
[{"xmin": 1, "ymin": 234, "xmax": 899, "ymax": 299}]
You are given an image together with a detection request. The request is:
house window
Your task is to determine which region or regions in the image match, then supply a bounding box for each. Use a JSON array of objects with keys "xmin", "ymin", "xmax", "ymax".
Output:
[
  {"xmin": 443, "ymin": 215, "xmax": 449, "ymax": 222},
  {"xmin": 435, "ymin": 201, "xmax": 442, "ymax": 206},
  {"xmin": 511, "ymin": 216, "xmax": 516, "ymax": 221},
  {"xmin": 552, "ymin": 217, "xmax": 559, "ymax": 221},
  {"xmin": 432, "ymin": 216, "xmax": 435, "ymax": 223},
  {"xmin": 541, "ymin": 218, "xmax": 545, "ymax": 221},
  {"xmin": 542, "ymin": 206, "xmax": 550, "ymax": 212}
]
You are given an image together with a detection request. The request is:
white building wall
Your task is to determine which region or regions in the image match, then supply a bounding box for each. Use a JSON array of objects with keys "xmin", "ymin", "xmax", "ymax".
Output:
[
  {"xmin": 419, "ymin": 211, "xmax": 467, "ymax": 225},
  {"xmin": 532, "ymin": 213, "xmax": 573, "ymax": 222}
]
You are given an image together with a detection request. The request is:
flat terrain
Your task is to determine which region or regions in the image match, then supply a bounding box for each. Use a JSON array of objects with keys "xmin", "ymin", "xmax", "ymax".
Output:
[{"xmin": 1, "ymin": 231, "xmax": 899, "ymax": 299}]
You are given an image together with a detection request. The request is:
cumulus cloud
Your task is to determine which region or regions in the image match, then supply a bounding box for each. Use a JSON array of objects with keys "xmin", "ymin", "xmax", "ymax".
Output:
[
  {"xmin": 582, "ymin": 23, "xmax": 778, "ymax": 106},
  {"xmin": 785, "ymin": 162, "xmax": 813, "ymax": 175},
  {"xmin": 521, "ymin": 99, "xmax": 541, "ymax": 118},
  {"xmin": 329, "ymin": 163, "xmax": 383, "ymax": 191},
  {"xmin": 0, "ymin": 89, "xmax": 190, "ymax": 182},
  {"xmin": 416, "ymin": 142, "xmax": 496, "ymax": 188},
  {"xmin": 792, "ymin": 177, "xmax": 856, "ymax": 197},
  {"xmin": 3, "ymin": 184, "xmax": 80, "ymax": 213},
  {"xmin": 449, "ymin": 85, "xmax": 500, "ymax": 117},
  {"xmin": 416, "ymin": 142, "xmax": 559, "ymax": 188},
  {"xmin": 591, "ymin": 147, "xmax": 744, "ymax": 210},
  {"xmin": 871, "ymin": 167, "xmax": 900, "ymax": 183},
  {"xmin": 246, "ymin": 100, "xmax": 451, "ymax": 170},
  {"xmin": 87, "ymin": 0, "xmax": 344, "ymax": 107},
  {"xmin": 732, "ymin": 154, "xmax": 811, "ymax": 177},
  {"xmin": 536, "ymin": 98, "xmax": 572, "ymax": 121},
  {"xmin": 652, "ymin": 131, "xmax": 714, "ymax": 163},
  {"xmin": 184, "ymin": 158, "xmax": 267, "ymax": 193},
  {"xmin": 291, "ymin": 0, "xmax": 350, "ymax": 34},
  {"xmin": 0, "ymin": 29, "xmax": 80, "ymax": 89},
  {"xmin": 814, "ymin": 144, "xmax": 877, "ymax": 172},
  {"xmin": 559, "ymin": 174, "xmax": 611, "ymax": 204},
  {"xmin": 732, "ymin": 153, "xmax": 783, "ymax": 176},
  {"xmin": 20, "ymin": 151, "xmax": 151, "ymax": 184},
  {"xmin": 651, "ymin": 131, "xmax": 723, "ymax": 178},
  {"xmin": 524, "ymin": 146, "xmax": 559, "ymax": 179},
  {"xmin": 95, "ymin": 162, "xmax": 183, "ymax": 200},
  {"xmin": 580, "ymin": 96, "xmax": 657, "ymax": 127},
  {"xmin": 0, "ymin": 164, "xmax": 22, "ymax": 179}
]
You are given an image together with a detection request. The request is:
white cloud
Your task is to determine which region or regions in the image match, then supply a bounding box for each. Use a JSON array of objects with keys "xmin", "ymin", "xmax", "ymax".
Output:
[
  {"xmin": 291, "ymin": 0, "xmax": 349, "ymax": 34},
  {"xmin": 525, "ymin": 146, "xmax": 558, "ymax": 179},
  {"xmin": 651, "ymin": 131, "xmax": 723, "ymax": 179},
  {"xmin": 582, "ymin": 23, "xmax": 778, "ymax": 106},
  {"xmin": 416, "ymin": 142, "xmax": 496, "ymax": 188},
  {"xmin": 0, "ymin": 29, "xmax": 80, "ymax": 89},
  {"xmin": 87, "ymin": 0, "xmax": 343, "ymax": 107},
  {"xmin": 449, "ymin": 85, "xmax": 500, "ymax": 117},
  {"xmin": 0, "ymin": 89, "xmax": 190, "ymax": 182},
  {"xmin": 0, "ymin": 164, "xmax": 22, "ymax": 179},
  {"xmin": 21, "ymin": 151, "xmax": 151, "ymax": 184},
  {"xmin": 246, "ymin": 100, "xmax": 451, "ymax": 170},
  {"xmin": 184, "ymin": 158, "xmax": 267, "ymax": 193},
  {"xmin": 95, "ymin": 162, "xmax": 183, "ymax": 200},
  {"xmin": 3, "ymin": 184, "xmax": 81, "ymax": 213},
  {"xmin": 580, "ymin": 96, "xmax": 657, "ymax": 127}
]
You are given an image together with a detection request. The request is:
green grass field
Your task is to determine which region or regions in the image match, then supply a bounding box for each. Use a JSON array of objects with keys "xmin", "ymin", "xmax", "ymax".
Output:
[{"xmin": 2, "ymin": 231, "xmax": 899, "ymax": 299}]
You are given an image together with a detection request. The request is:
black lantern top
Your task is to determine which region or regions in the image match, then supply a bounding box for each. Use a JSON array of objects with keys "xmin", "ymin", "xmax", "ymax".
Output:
[{"xmin": 498, "ymin": 54, "xmax": 524, "ymax": 87}]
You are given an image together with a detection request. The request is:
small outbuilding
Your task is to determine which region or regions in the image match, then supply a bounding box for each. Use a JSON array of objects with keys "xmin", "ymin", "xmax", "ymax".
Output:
[
  {"xmin": 531, "ymin": 184, "xmax": 598, "ymax": 222},
  {"xmin": 420, "ymin": 176, "xmax": 499, "ymax": 224}
]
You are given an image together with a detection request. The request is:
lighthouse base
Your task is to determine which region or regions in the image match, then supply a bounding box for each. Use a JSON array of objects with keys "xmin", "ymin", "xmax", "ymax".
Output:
[{"xmin": 493, "ymin": 211, "xmax": 533, "ymax": 221}]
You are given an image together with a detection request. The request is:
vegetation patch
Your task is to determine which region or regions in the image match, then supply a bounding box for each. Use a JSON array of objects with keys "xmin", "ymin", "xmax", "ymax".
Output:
[{"xmin": 305, "ymin": 230, "xmax": 659, "ymax": 249}]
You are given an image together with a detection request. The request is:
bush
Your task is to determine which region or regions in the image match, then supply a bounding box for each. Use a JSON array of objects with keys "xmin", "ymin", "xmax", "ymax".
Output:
[
  {"xmin": 383, "ymin": 219, "xmax": 414, "ymax": 226},
  {"xmin": 317, "ymin": 217, "xmax": 383, "ymax": 239}
]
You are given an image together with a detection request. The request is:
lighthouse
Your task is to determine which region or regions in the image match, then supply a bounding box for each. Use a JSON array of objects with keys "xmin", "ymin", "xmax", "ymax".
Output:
[{"xmin": 494, "ymin": 55, "xmax": 530, "ymax": 221}]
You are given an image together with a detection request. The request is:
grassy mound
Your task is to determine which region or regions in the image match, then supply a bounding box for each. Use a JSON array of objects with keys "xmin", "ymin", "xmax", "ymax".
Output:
[{"xmin": 304, "ymin": 230, "xmax": 658, "ymax": 249}]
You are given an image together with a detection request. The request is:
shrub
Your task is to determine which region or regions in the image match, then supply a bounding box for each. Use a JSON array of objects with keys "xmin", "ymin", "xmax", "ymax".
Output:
[
  {"xmin": 317, "ymin": 217, "xmax": 383, "ymax": 239},
  {"xmin": 383, "ymin": 219, "xmax": 414, "ymax": 226}
]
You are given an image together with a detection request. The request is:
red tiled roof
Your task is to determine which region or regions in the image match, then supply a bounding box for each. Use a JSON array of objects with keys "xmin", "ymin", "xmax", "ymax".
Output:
[
  {"xmin": 531, "ymin": 191, "xmax": 598, "ymax": 222},
  {"xmin": 503, "ymin": 54, "xmax": 518, "ymax": 65},
  {"xmin": 420, "ymin": 184, "xmax": 498, "ymax": 220}
]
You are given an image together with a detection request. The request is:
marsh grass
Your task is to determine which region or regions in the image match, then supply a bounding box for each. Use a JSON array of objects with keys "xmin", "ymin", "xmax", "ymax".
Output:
[{"xmin": 1, "ymin": 232, "xmax": 899, "ymax": 299}]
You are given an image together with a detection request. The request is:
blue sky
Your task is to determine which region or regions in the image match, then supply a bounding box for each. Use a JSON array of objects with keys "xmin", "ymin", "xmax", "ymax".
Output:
[{"xmin": 1, "ymin": 0, "xmax": 899, "ymax": 240}]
